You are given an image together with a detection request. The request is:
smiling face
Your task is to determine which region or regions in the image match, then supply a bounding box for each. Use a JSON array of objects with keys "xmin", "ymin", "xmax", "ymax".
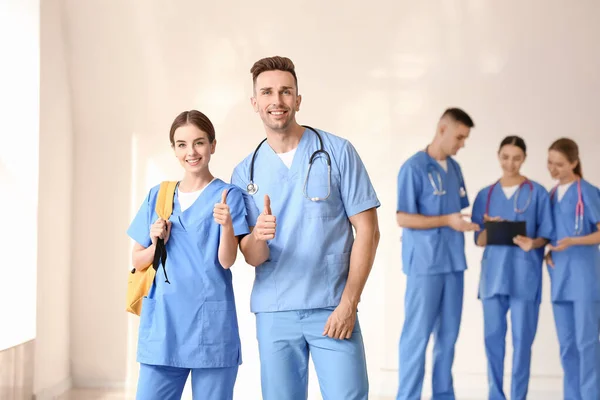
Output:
[
  {"xmin": 547, "ymin": 149, "xmax": 578, "ymax": 181},
  {"xmin": 172, "ymin": 123, "xmax": 216, "ymax": 174},
  {"xmin": 498, "ymin": 144, "xmax": 526, "ymax": 178},
  {"xmin": 251, "ymin": 69, "xmax": 302, "ymax": 134},
  {"xmin": 547, "ymin": 138, "xmax": 582, "ymax": 183}
]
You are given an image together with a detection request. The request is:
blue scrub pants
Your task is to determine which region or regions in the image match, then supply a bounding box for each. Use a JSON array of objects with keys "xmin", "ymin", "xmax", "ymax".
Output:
[
  {"xmin": 397, "ymin": 272, "xmax": 464, "ymax": 400},
  {"xmin": 135, "ymin": 364, "xmax": 238, "ymax": 400},
  {"xmin": 553, "ymin": 301, "xmax": 600, "ymax": 400},
  {"xmin": 255, "ymin": 308, "xmax": 368, "ymax": 400},
  {"xmin": 482, "ymin": 295, "xmax": 539, "ymax": 400}
]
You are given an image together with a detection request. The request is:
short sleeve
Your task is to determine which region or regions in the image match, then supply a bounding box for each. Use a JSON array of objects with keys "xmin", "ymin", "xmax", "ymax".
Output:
[
  {"xmin": 471, "ymin": 189, "xmax": 487, "ymax": 243},
  {"xmin": 584, "ymin": 183, "xmax": 600, "ymax": 225},
  {"xmin": 231, "ymin": 164, "xmax": 260, "ymax": 228},
  {"xmin": 396, "ymin": 163, "xmax": 420, "ymax": 214},
  {"xmin": 225, "ymin": 186, "xmax": 251, "ymax": 237},
  {"xmin": 338, "ymin": 141, "xmax": 380, "ymax": 217},
  {"xmin": 127, "ymin": 190, "xmax": 152, "ymax": 247}
]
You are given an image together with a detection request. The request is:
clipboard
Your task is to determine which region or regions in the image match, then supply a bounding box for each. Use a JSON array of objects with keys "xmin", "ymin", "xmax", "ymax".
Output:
[{"xmin": 484, "ymin": 221, "xmax": 527, "ymax": 246}]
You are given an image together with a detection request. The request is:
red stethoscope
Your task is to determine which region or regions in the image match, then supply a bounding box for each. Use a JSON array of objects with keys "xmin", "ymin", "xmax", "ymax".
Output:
[
  {"xmin": 549, "ymin": 179, "xmax": 584, "ymax": 235},
  {"xmin": 485, "ymin": 178, "xmax": 534, "ymax": 216}
]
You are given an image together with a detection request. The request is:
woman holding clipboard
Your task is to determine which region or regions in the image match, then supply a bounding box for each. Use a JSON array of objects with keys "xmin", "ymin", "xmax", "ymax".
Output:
[
  {"xmin": 546, "ymin": 138, "xmax": 600, "ymax": 400},
  {"xmin": 471, "ymin": 136, "xmax": 554, "ymax": 400}
]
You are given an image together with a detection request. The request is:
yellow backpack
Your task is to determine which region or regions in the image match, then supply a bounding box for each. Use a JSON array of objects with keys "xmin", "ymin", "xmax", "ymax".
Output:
[{"xmin": 126, "ymin": 181, "xmax": 178, "ymax": 315}]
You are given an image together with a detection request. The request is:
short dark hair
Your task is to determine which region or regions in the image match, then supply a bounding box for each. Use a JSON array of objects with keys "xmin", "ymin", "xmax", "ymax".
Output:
[
  {"xmin": 169, "ymin": 110, "xmax": 215, "ymax": 145},
  {"xmin": 441, "ymin": 108, "xmax": 474, "ymax": 128},
  {"xmin": 499, "ymin": 135, "xmax": 527, "ymax": 154},
  {"xmin": 250, "ymin": 56, "xmax": 298, "ymax": 92}
]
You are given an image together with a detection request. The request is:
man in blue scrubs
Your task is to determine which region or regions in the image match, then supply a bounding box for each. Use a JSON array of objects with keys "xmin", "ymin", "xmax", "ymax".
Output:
[
  {"xmin": 231, "ymin": 56, "xmax": 381, "ymax": 400},
  {"xmin": 396, "ymin": 108, "xmax": 478, "ymax": 400}
]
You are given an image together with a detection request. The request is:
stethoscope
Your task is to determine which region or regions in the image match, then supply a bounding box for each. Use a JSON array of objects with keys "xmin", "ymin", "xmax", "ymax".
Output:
[
  {"xmin": 485, "ymin": 178, "xmax": 534, "ymax": 215},
  {"xmin": 246, "ymin": 125, "xmax": 332, "ymax": 201},
  {"xmin": 550, "ymin": 179, "xmax": 584, "ymax": 235},
  {"xmin": 426, "ymin": 161, "xmax": 466, "ymax": 198}
]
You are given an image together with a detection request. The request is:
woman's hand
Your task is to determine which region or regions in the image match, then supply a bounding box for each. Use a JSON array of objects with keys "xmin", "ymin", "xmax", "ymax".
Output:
[
  {"xmin": 548, "ymin": 237, "xmax": 576, "ymax": 252},
  {"xmin": 544, "ymin": 251, "xmax": 554, "ymax": 268},
  {"xmin": 513, "ymin": 235, "xmax": 534, "ymax": 252},
  {"xmin": 213, "ymin": 190, "xmax": 233, "ymax": 228},
  {"xmin": 483, "ymin": 214, "xmax": 502, "ymax": 222},
  {"xmin": 150, "ymin": 218, "xmax": 171, "ymax": 245}
]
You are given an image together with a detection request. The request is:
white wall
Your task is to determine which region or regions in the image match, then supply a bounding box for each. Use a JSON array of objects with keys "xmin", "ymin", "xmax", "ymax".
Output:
[
  {"xmin": 0, "ymin": 0, "xmax": 39, "ymax": 351},
  {"xmin": 52, "ymin": 0, "xmax": 600, "ymax": 398},
  {"xmin": 34, "ymin": 0, "xmax": 74, "ymax": 398},
  {"xmin": 62, "ymin": 0, "xmax": 140, "ymax": 388}
]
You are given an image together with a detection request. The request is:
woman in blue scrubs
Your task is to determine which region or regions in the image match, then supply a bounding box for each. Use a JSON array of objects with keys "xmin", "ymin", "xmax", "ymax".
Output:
[
  {"xmin": 472, "ymin": 136, "xmax": 553, "ymax": 400},
  {"xmin": 546, "ymin": 138, "xmax": 600, "ymax": 400},
  {"xmin": 127, "ymin": 110, "xmax": 268, "ymax": 400}
]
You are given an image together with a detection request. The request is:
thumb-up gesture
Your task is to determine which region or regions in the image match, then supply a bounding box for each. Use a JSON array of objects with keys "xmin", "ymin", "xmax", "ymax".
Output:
[
  {"xmin": 213, "ymin": 189, "xmax": 233, "ymax": 227},
  {"xmin": 253, "ymin": 194, "xmax": 276, "ymax": 241}
]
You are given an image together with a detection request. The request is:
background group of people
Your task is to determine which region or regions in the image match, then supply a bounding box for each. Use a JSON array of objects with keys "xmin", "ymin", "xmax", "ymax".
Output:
[{"xmin": 396, "ymin": 109, "xmax": 600, "ymax": 400}]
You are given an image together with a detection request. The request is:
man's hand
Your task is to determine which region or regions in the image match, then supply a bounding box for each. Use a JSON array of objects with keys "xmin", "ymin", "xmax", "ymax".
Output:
[
  {"xmin": 252, "ymin": 194, "xmax": 276, "ymax": 241},
  {"xmin": 323, "ymin": 303, "xmax": 356, "ymax": 340},
  {"xmin": 447, "ymin": 213, "xmax": 480, "ymax": 232}
]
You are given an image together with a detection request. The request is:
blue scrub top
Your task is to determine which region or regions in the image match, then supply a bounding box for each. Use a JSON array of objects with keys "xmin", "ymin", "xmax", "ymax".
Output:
[
  {"xmin": 548, "ymin": 179, "xmax": 600, "ymax": 302},
  {"xmin": 231, "ymin": 128, "xmax": 380, "ymax": 313},
  {"xmin": 396, "ymin": 151, "xmax": 470, "ymax": 276},
  {"xmin": 472, "ymin": 180, "xmax": 554, "ymax": 302},
  {"xmin": 127, "ymin": 179, "xmax": 249, "ymax": 368}
]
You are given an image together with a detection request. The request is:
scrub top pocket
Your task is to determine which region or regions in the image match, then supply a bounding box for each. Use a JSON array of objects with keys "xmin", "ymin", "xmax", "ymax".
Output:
[
  {"xmin": 139, "ymin": 297, "xmax": 156, "ymax": 340},
  {"xmin": 303, "ymin": 173, "xmax": 343, "ymax": 219},
  {"xmin": 201, "ymin": 300, "xmax": 237, "ymax": 345}
]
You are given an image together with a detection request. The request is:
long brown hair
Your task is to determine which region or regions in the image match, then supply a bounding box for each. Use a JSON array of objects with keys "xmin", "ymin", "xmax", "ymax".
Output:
[{"xmin": 549, "ymin": 138, "xmax": 582, "ymax": 177}]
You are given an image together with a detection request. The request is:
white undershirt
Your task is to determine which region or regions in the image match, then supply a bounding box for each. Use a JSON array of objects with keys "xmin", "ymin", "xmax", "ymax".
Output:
[
  {"xmin": 501, "ymin": 185, "xmax": 519, "ymax": 199},
  {"xmin": 277, "ymin": 148, "xmax": 297, "ymax": 169},
  {"xmin": 436, "ymin": 159, "xmax": 448, "ymax": 172},
  {"xmin": 177, "ymin": 179, "xmax": 215, "ymax": 211},
  {"xmin": 557, "ymin": 181, "xmax": 574, "ymax": 202}
]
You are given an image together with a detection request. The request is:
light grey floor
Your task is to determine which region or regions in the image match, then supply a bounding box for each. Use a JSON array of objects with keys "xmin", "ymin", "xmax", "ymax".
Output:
[
  {"xmin": 58, "ymin": 389, "xmax": 395, "ymax": 400},
  {"xmin": 59, "ymin": 388, "xmax": 560, "ymax": 399}
]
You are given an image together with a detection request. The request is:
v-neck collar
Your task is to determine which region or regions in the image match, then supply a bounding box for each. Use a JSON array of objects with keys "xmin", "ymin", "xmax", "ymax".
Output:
[
  {"xmin": 423, "ymin": 150, "xmax": 449, "ymax": 176},
  {"xmin": 171, "ymin": 179, "xmax": 221, "ymax": 232},
  {"xmin": 499, "ymin": 184, "xmax": 519, "ymax": 201},
  {"xmin": 553, "ymin": 183, "xmax": 578, "ymax": 235},
  {"xmin": 556, "ymin": 181, "xmax": 576, "ymax": 204},
  {"xmin": 176, "ymin": 178, "xmax": 216, "ymax": 213},
  {"xmin": 261, "ymin": 127, "xmax": 310, "ymax": 178}
]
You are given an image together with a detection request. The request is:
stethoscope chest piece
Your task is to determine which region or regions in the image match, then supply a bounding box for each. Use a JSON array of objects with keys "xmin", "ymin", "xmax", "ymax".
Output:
[{"xmin": 247, "ymin": 182, "xmax": 258, "ymax": 195}]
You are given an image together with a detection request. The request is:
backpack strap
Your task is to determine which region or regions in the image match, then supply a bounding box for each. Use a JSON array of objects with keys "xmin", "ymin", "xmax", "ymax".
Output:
[
  {"xmin": 153, "ymin": 181, "xmax": 178, "ymax": 284},
  {"xmin": 156, "ymin": 181, "xmax": 178, "ymax": 219}
]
